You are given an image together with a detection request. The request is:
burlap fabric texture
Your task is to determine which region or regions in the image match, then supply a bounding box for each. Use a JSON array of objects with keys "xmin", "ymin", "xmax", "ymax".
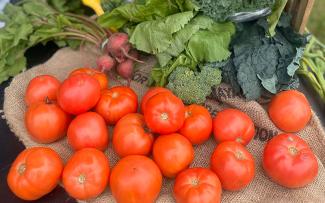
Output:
[{"xmin": 4, "ymin": 47, "xmax": 325, "ymax": 203}]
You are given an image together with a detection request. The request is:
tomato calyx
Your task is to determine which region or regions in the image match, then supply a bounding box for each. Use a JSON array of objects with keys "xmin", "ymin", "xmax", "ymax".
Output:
[
  {"xmin": 78, "ymin": 174, "xmax": 87, "ymax": 184},
  {"xmin": 235, "ymin": 150, "xmax": 245, "ymax": 160},
  {"xmin": 18, "ymin": 163, "xmax": 26, "ymax": 175},
  {"xmin": 160, "ymin": 112, "xmax": 169, "ymax": 121},
  {"xmin": 190, "ymin": 178, "xmax": 200, "ymax": 187},
  {"xmin": 44, "ymin": 96, "xmax": 53, "ymax": 104},
  {"xmin": 185, "ymin": 110, "xmax": 192, "ymax": 119},
  {"xmin": 235, "ymin": 137, "xmax": 244, "ymax": 144},
  {"xmin": 288, "ymin": 146, "xmax": 299, "ymax": 156}
]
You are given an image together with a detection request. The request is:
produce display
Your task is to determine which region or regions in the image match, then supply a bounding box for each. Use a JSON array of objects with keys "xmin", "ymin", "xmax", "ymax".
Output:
[{"xmin": 2, "ymin": 0, "xmax": 324, "ymax": 202}]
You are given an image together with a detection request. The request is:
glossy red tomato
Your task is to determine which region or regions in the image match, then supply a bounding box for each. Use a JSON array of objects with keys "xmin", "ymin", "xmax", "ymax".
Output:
[
  {"xmin": 95, "ymin": 86, "xmax": 138, "ymax": 125},
  {"xmin": 25, "ymin": 75, "xmax": 60, "ymax": 106},
  {"xmin": 57, "ymin": 73, "xmax": 101, "ymax": 115},
  {"xmin": 141, "ymin": 87, "xmax": 172, "ymax": 113},
  {"xmin": 210, "ymin": 141, "xmax": 255, "ymax": 191},
  {"xmin": 174, "ymin": 168, "xmax": 222, "ymax": 203},
  {"xmin": 153, "ymin": 133, "xmax": 194, "ymax": 178},
  {"xmin": 67, "ymin": 112, "xmax": 109, "ymax": 151},
  {"xmin": 7, "ymin": 147, "xmax": 63, "ymax": 200},
  {"xmin": 179, "ymin": 104, "xmax": 212, "ymax": 145},
  {"xmin": 144, "ymin": 92, "xmax": 185, "ymax": 134},
  {"xmin": 69, "ymin": 67, "xmax": 108, "ymax": 90},
  {"xmin": 110, "ymin": 155, "xmax": 162, "ymax": 203},
  {"xmin": 263, "ymin": 133, "xmax": 318, "ymax": 188},
  {"xmin": 25, "ymin": 100, "xmax": 70, "ymax": 143},
  {"xmin": 213, "ymin": 108, "xmax": 255, "ymax": 146},
  {"xmin": 113, "ymin": 113, "xmax": 154, "ymax": 157},
  {"xmin": 268, "ymin": 90, "xmax": 311, "ymax": 132},
  {"xmin": 62, "ymin": 148, "xmax": 110, "ymax": 200}
]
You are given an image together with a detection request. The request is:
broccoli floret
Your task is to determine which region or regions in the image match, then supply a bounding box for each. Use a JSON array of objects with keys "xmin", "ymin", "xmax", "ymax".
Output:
[{"xmin": 166, "ymin": 65, "xmax": 222, "ymax": 104}]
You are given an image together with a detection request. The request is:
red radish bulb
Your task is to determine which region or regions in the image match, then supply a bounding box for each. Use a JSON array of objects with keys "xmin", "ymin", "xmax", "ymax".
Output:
[
  {"xmin": 97, "ymin": 55, "xmax": 116, "ymax": 72},
  {"xmin": 117, "ymin": 59, "xmax": 134, "ymax": 82},
  {"xmin": 106, "ymin": 32, "xmax": 131, "ymax": 62}
]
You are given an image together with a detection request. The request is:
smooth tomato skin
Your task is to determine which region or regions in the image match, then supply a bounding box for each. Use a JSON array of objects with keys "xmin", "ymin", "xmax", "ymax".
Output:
[
  {"xmin": 67, "ymin": 112, "xmax": 109, "ymax": 151},
  {"xmin": 268, "ymin": 90, "xmax": 311, "ymax": 132},
  {"xmin": 58, "ymin": 73, "xmax": 101, "ymax": 115},
  {"xmin": 144, "ymin": 92, "xmax": 185, "ymax": 134},
  {"xmin": 95, "ymin": 86, "xmax": 138, "ymax": 125},
  {"xmin": 7, "ymin": 147, "xmax": 63, "ymax": 200},
  {"xmin": 25, "ymin": 101, "xmax": 70, "ymax": 143},
  {"xmin": 25, "ymin": 75, "xmax": 61, "ymax": 106},
  {"xmin": 213, "ymin": 108, "xmax": 255, "ymax": 146},
  {"xmin": 210, "ymin": 141, "xmax": 255, "ymax": 191},
  {"xmin": 179, "ymin": 104, "xmax": 212, "ymax": 145},
  {"xmin": 174, "ymin": 168, "xmax": 222, "ymax": 203},
  {"xmin": 262, "ymin": 133, "xmax": 318, "ymax": 188},
  {"xmin": 153, "ymin": 133, "xmax": 194, "ymax": 178},
  {"xmin": 110, "ymin": 155, "xmax": 162, "ymax": 203},
  {"xmin": 141, "ymin": 87, "xmax": 172, "ymax": 113},
  {"xmin": 113, "ymin": 113, "xmax": 154, "ymax": 157},
  {"xmin": 69, "ymin": 67, "xmax": 108, "ymax": 90},
  {"xmin": 62, "ymin": 148, "xmax": 110, "ymax": 200}
]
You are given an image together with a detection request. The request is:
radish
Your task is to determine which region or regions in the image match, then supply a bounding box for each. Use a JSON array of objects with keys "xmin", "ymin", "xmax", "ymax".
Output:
[
  {"xmin": 97, "ymin": 55, "xmax": 116, "ymax": 72},
  {"xmin": 117, "ymin": 59, "xmax": 134, "ymax": 86},
  {"xmin": 106, "ymin": 32, "xmax": 144, "ymax": 63}
]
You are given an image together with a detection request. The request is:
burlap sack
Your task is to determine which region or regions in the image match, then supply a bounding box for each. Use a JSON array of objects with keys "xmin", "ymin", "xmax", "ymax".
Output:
[{"xmin": 3, "ymin": 47, "xmax": 325, "ymax": 203}]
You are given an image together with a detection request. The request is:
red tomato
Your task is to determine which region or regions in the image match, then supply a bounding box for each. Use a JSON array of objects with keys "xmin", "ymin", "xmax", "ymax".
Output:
[
  {"xmin": 110, "ymin": 155, "xmax": 162, "ymax": 203},
  {"xmin": 179, "ymin": 104, "xmax": 212, "ymax": 145},
  {"xmin": 153, "ymin": 133, "xmax": 194, "ymax": 178},
  {"xmin": 67, "ymin": 112, "xmax": 109, "ymax": 151},
  {"xmin": 144, "ymin": 92, "xmax": 185, "ymax": 134},
  {"xmin": 213, "ymin": 108, "xmax": 255, "ymax": 146},
  {"xmin": 58, "ymin": 73, "xmax": 101, "ymax": 115},
  {"xmin": 262, "ymin": 133, "xmax": 318, "ymax": 188},
  {"xmin": 210, "ymin": 141, "xmax": 255, "ymax": 191},
  {"xmin": 62, "ymin": 148, "xmax": 110, "ymax": 200},
  {"xmin": 174, "ymin": 168, "xmax": 222, "ymax": 203},
  {"xmin": 141, "ymin": 87, "xmax": 172, "ymax": 113},
  {"xmin": 69, "ymin": 67, "xmax": 108, "ymax": 90},
  {"xmin": 7, "ymin": 147, "xmax": 63, "ymax": 200},
  {"xmin": 95, "ymin": 86, "xmax": 138, "ymax": 125},
  {"xmin": 113, "ymin": 113, "xmax": 154, "ymax": 157},
  {"xmin": 268, "ymin": 90, "xmax": 311, "ymax": 132},
  {"xmin": 25, "ymin": 75, "xmax": 60, "ymax": 106},
  {"xmin": 25, "ymin": 100, "xmax": 70, "ymax": 143}
]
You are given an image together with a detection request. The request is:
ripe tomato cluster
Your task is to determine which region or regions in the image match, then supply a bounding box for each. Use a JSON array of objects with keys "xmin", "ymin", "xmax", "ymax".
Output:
[{"xmin": 7, "ymin": 69, "xmax": 319, "ymax": 202}]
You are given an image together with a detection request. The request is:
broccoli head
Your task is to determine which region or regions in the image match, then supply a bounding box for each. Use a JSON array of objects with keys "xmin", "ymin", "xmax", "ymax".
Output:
[{"xmin": 166, "ymin": 65, "xmax": 222, "ymax": 104}]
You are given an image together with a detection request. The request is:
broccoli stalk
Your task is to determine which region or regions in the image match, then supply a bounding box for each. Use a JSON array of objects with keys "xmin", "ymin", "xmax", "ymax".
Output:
[{"xmin": 166, "ymin": 65, "xmax": 222, "ymax": 104}]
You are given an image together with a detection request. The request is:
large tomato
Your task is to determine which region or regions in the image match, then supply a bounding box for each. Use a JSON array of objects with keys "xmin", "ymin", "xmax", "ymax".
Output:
[
  {"xmin": 69, "ymin": 67, "xmax": 108, "ymax": 90},
  {"xmin": 210, "ymin": 141, "xmax": 255, "ymax": 191},
  {"xmin": 113, "ymin": 113, "xmax": 154, "ymax": 157},
  {"xmin": 95, "ymin": 86, "xmax": 138, "ymax": 125},
  {"xmin": 110, "ymin": 155, "xmax": 162, "ymax": 203},
  {"xmin": 67, "ymin": 112, "xmax": 109, "ymax": 151},
  {"xmin": 144, "ymin": 92, "xmax": 185, "ymax": 134},
  {"xmin": 179, "ymin": 104, "xmax": 212, "ymax": 145},
  {"xmin": 173, "ymin": 168, "xmax": 222, "ymax": 203},
  {"xmin": 153, "ymin": 133, "xmax": 194, "ymax": 178},
  {"xmin": 262, "ymin": 133, "xmax": 318, "ymax": 188},
  {"xmin": 268, "ymin": 90, "xmax": 311, "ymax": 132},
  {"xmin": 58, "ymin": 73, "xmax": 101, "ymax": 115},
  {"xmin": 25, "ymin": 100, "xmax": 70, "ymax": 143},
  {"xmin": 141, "ymin": 87, "xmax": 172, "ymax": 113},
  {"xmin": 7, "ymin": 147, "xmax": 63, "ymax": 200},
  {"xmin": 213, "ymin": 108, "xmax": 255, "ymax": 146},
  {"xmin": 25, "ymin": 75, "xmax": 60, "ymax": 106},
  {"xmin": 62, "ymin": 148, "xmax": 110, "ymax": 200}
]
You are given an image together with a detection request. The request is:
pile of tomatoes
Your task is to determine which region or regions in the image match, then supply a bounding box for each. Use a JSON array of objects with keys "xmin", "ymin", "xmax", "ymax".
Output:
[{"xmin": 7, "ymin": 67, "xmax": 319, "ymax": 203}]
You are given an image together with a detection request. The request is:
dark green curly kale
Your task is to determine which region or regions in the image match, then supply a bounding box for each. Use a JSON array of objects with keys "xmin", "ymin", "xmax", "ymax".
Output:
[{"xmin": 193, "ymin": 0, "xmax": 275, "ymax": 22}]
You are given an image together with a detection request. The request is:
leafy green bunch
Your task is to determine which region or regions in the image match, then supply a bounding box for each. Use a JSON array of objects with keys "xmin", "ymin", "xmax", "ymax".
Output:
[{"xmin": 0, "ymin": 0, "xmax": 106, "ymax": 83}]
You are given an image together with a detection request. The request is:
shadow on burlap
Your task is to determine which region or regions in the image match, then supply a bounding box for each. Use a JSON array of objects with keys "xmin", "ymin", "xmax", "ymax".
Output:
[{"xmin": 4, "ymin": 47, "xmax": 325, "ymax": 203}]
